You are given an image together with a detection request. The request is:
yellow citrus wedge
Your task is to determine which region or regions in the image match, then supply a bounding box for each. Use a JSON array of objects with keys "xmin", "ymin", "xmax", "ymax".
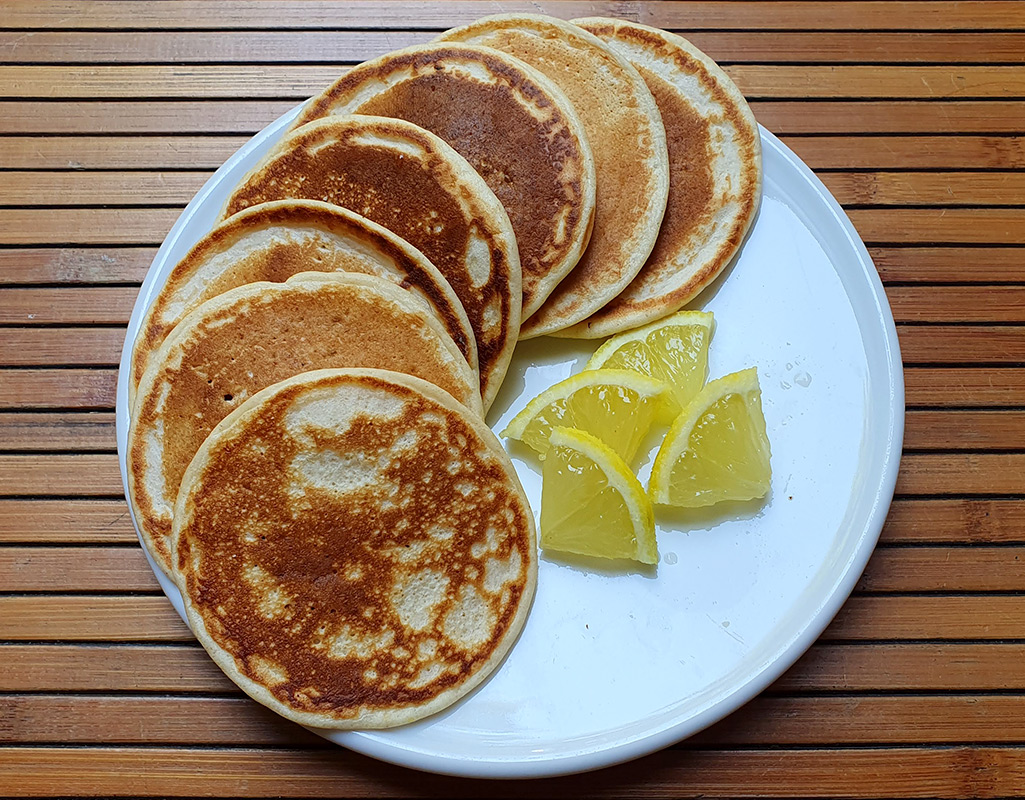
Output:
[
  {"xmin": 586, "ymin": 310, "xmax": 713, "ymax": 419},
  {"xmin": 649, "ymin": 367, "xmax": 771, "ymax": 507},
  {"xmin": 501, "ymin": 369, "xmax": 669, "ymax": 463},
  {"xmin": 540, "ymin": 427, "xmax": 657, "ymax": 565}
]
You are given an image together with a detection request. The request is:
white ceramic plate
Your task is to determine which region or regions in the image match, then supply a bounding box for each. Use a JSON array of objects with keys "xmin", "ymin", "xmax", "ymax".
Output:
[{"xmin": 116, "ymin": 107, "xmax": 904, "ymax": 779}]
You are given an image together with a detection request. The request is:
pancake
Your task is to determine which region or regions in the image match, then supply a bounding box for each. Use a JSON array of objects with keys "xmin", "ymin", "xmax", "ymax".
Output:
[
  {"xmin": 172, "ymin": 368, "xmax": 537, "ymax": 728},
  {"xmin": 557, "ymin": 18, "xmax": 763, "ymax": 338},
  {"xmin": 439, "ymin": 15, "xmax": 669, "ymax": 338},
  {"xmin": 128, "ymin": 272, "xmax": 481, "ymax": 577},
  {"xmin": 222, "ymin": 115, "xmax": 518, "ymax": 412},
  {"xmin": 291, "ymin": 44, "xmax": 596, "ymax": 322},
  {"xmin": 129, "ymin": 199, "xmax": 477, "ymax": 409}
]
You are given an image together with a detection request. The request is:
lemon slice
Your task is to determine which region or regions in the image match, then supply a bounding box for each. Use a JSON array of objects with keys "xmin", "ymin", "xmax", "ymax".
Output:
[
  {"xmin": 586, "ymin": 310, "xmax": 714, "ymax": 418},
  {"xmin": 649, "ymin": 367, "xmax": 771, "ymax": 507},
  {"xmin": 501, "ymin": 369, "xmax": 668, "ymax": 463},
  {"xmin": 541, "ymin": 427, "xmax": 657, "ymax": 565}
]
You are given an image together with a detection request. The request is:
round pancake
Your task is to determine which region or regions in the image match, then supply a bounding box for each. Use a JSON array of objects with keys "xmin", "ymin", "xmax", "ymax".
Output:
[
  {"xmin": 291, "ymin": 43, "xmax": 596, "ymax": 322},
  {"xmin": 173, "ymin": 368, "xmax": 537, "ymax": 729},
  {"xmin": 222, "ymin": 115, "xmax": 519, "ymax": 412},
  {"xmin": 128, "ymin": 272, "xmax": 481, "ymax": 577},
  {"xmin": 439, "ymin": 15, "xmax": 669, "ymax": 339},
  {"xmin": 129, "ymin": 199, "xmax": 477, "ymax": 409},
  {"xmin": 556, "ymin": 18, "xmax": 763, "ymax": 339}
]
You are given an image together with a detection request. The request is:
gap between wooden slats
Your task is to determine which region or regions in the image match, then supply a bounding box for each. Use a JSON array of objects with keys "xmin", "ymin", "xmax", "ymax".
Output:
[
  {"xmin": 3, "ymin": 208, "xmax": 1024, "ymax": 245},
  {"xmin": 0, "ymin": 745, "xmax": 1024, "ymax": 797},
  {"xmin": 1, "ymin": 100, "xmax": 1022, "ymax": 135},
  {"xmin": 4, "ymin": 135, "xmax": 1023, "ymax": 171},
  {"xmin": 3, "ymin": 594, "xmax": 1025, "ymax": 642},
  {"xmin": 4, "ymin": 693, "xmax": 1025, "ymax": 748},
  {"xmin": 1, "ymin": 543, "xmax": 1023, "ymax": 592},
  {"xmin": 2, "ymin": 498, "xmax": 1023, "ymax": 546},
  {"xmin": 4, "ymin": 642, "xmax": 1023, "ymax": 693},
  {"xmin": 4, "ymin": 31, "xmax": 1025, "ymax": 65},
  {"xmin": 6, "ymin": 171, "xmax": 1025, "ymax": 207},
  {"xmin": 5, "ymin": 0, "xmax": 1025, "ymax": 31},
  {"xmin": 2, "ymin": 247, "xmax": 1024, "ymax": 286},
  {"xmin": 4, "ymin": 65, "xmax": 1025, "ymax": 100}
]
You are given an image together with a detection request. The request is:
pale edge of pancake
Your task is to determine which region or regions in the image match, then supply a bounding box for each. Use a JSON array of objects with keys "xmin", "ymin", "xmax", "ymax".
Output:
[
  {"xmin": 127, "ymin": 271, "xmax": 481, "ymax": 578},
  {"xmin": 129, "ymin": 198, "xmax": 478, "ymax": 411},
  {"xmin": 218, "ymin": 112, "xmax": 523, "ymax": 413},
  {"xmin": 170, "ymin": 367, "xmax": 538, "ymax": 729},
  {"xmin": 553, "ymin": 18, "xmax": 763, "ymax": 340},
  {"xmin": 443, "ymin": 16, "xmax": 669, "ymax": 339},
  {"xmin": 290, "ymin": 43, "xmax": 596, "ymax": 321}
]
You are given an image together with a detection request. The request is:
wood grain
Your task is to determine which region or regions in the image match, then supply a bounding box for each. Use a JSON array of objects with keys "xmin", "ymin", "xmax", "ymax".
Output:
[
  {"xmin": 0, "ymin": 454, "xmax": 123, "ymax": 495},
  {"xmin": 882, "ymin": 499, "xmax": 1025, "ymax": 543},
  {"xmin": 905, "ymin": 410, "xmax": 1025, "ymax": 449},
  {"xmin": 0, "ymin": 546, "xmax": 159, "ymax": 591},
  {"xmin": 0, "ymin": 370, "xmax": 117, "ymax": 409},
  {"xmin": 0, "ymin": 596, "xmax": 191, "ymax": 641},
  {"xmin": 0, "ymin": 412, "xmax": 115, "ymax": 450},
  {"xmin": 905, "ymin": 367, "xmax": 1025, "ymax": 406},
  {"xmin": 0, "ymin": 248, "xmax": 156, "ymax": 284},
  {"xmin": 0, "ymin": 329, "xmax": 125, "ymax": 366},
  {"xmin": 898, "ymin": 454, "xmax": 1025, "ymax": 495},
  {"xmin": 0, "ymin": 499, "xmax": 135, "ymax": 543},
  {"xmin": 872, "ymin": 247, "xmax": 1025, "ymax": 283}
]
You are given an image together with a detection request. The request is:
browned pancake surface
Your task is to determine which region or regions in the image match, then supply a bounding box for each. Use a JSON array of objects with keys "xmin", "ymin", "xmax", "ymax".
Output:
[{"xmin": 175, "ymin": 370, "xmax": 536, "ymax": 727}]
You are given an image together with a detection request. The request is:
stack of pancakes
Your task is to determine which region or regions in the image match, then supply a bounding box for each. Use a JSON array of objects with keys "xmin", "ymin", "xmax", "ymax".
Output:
[{"xmin": 125, "ymin": 14, "xmax": 761, "ymax": 730}]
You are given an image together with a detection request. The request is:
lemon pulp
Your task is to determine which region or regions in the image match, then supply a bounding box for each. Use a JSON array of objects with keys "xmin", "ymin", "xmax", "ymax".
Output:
[
  {"xmin": 540, "ymin": 427, "xmax": 657, "ymax": 564},
  {"xmin": 650, "ymin": 367, "xmax": 771, "ymax": 507},
  {"xmin": 501, "ymin": 369, "xmax": 668, "ymax": 463},
  {"xmin": 587, "ymin": 310, "xmax": 713, "ymax": 418}
]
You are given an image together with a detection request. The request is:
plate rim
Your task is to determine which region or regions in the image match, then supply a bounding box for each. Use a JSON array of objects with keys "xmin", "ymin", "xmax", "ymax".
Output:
[{"xmin": 115, "ymin": 114, "xmax": 904, "ymax": 780}]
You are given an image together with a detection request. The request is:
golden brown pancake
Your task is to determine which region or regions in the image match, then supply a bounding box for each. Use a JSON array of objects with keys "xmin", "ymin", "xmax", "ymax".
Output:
[
  {"xmin": 172, "ymin": 368, "xmax": 537, "ymax": 728},
  {"xmin": 128, "ymin": 272, "xmax": 480, "ymax": 577},
  {"xmin": 222, "ymin": 115, "xmax": 519, "ymax": 412},
  {"xmin": 556, "ymin": 18, "xmax": 763, "ymax": 338},
  {"xmin": 439, "ymin": 15, "xmax": 669, "ymax": 338},
  {"xmin": 130, "ymin": 199, "xmax": 477, "ymax": 409},
  {"xmin": 291, "ymin": 44, "xmax": 596, "ymax": 322}
]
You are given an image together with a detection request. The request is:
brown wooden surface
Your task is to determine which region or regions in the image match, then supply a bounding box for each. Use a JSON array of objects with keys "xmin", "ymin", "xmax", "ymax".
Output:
[{"xmin": 1, "ymin": 0, "xmax": 1024, "ymax": 796}]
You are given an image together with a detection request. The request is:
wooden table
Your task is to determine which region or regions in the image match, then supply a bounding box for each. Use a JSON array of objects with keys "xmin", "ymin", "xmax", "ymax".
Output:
[{"xmin": 2, "ymin": 0, "xmax": 1025, "ymax": 795}]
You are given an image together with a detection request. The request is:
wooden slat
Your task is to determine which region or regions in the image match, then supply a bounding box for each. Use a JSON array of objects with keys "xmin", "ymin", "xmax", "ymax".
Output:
[
  {"xmin": 0, "ymin": 370, "xmax": 117, "ymax": 410},
  {"xmin": 0, "ymin": 171, "xmax": 208, "ymax": 206},
  {"xmin": 6, "ymin": 64, "xmax": 1025, "ymax": 100},
  {"xmin": 898, "ymin": 326, "xmax": 1025, "ymax": 364},
  {"xmin": 2, "ymin": 745, "xmax": 1025, "ymax": 798},
  {"xmin": 888, "ymin": 287, "xmax": 1025, "ymax": 323},
  {"xmin": 872, "ymin": 247, "xmax": 1025, "ymax": 283},
  {"xmin": 0, "ymin": 412, "xmax": 115, "ymax": 450},
  {"xmin": 898, "ymin": 454, "xmax": 1025, "ymax": 495},
  {"xmin": 826, "ymin": 595, "xmax": 1025, "ymax": 639},
  {"xmin": 0, "ymin": 499, "xmax": 135, "ymax": 543},
  {"xmin": 0, "ymin": 248, "xmax": 155, "ymax": 284},
  {"xmin": 9, "ymin": 169, "xmax": 1025, "ymax": 209},
  {"xmin": 6, "ymin": 593, "xmax": 1023, "ymax": 643},
  {"xmin": 3, "ymin": 100, "xmax": 1023, "ymax": 136},
  {"xmin": 6, "ymin": 542, "xmax": 1022, "ymax": 593},
  {"xmin": 5, "ymin": 31, "xmax": 1025, "ymax": 65},
  {"xmin": 7, "ymin": 135, "xmax": 1024, "ymax": 170},
  {"xmin": 773, "ymin": 643, "xmax": 1025, "ymax": 692},
  {"xmin": 0, "ymin": 329, "xmax": 125, "ymax": 366},
  {"xmin": 882, "ymin": 499, "xmax": 1025, "ymax": 543},
  {"xmin": 6, "ymin": 207, "xmax": 1023, "ymax": 247},
  {"xmin": 0, "ymin": 287, "xmax": 137, "ymax": 323},
  {"xmin": 5, "ymin": 1, "xmax": 1025, "ymax": 31},
  {"xmin": 905, "ymin": 367, "xmax": 1025, "ymax": 406},
  {"xmin": 0, "ymin": 208, "xmax": 179, "ymax": 245},
  {"xmin": 4, "ymin": 693, "xmax": 1025, "ymax": 748},
  {"xmin": 0, "ymin": 546, "xmax": 158, "ymax": 591},
  {"xmin": 0, "ymin": 454, "xmax": 123, "ymax": 495},
  {"xmin": 0, "ymin": 596, "xmax": 189, "ymax": 641},
  {"xmin": 905, "ymin": 410, "xmax": 1025, "ymax": 449},
  {"xmin": 857, "ymin": 546, "xmax": 1025, "ymax": 592},
  {"xmin": 825, "ymin": 172, "xmax": 1025, "ymax": 206},
  {"xmin": 4, "ymin": 642, "xmax": 1022, "ymax": 694}
]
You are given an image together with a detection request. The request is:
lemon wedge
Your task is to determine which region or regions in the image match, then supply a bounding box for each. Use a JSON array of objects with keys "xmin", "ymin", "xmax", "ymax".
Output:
[
  {"xmin": 501, "ymin": 369, "xmax": 668, "ymax": 463},
  {"xmin": 540, "ymin": 427, "xmax": 657, "ymax": 565},
  {"xmin": 649, "ymin": 367, "xmax": 771, "ymax": 507},
  {"xmin": 587, "ymin": 310, "xmax": 714, "ymax": 418}
]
